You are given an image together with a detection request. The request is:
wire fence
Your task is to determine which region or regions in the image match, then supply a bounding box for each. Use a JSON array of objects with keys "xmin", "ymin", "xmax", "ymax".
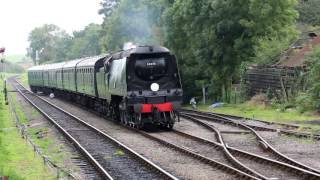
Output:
[{"xmin": 7, "ymin": 92, "xmax": 77, "ymax": 180}]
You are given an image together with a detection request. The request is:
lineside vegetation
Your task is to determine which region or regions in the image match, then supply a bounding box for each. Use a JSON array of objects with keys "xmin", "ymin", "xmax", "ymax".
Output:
[{"xmin": 0, "ymin": 75, "xmax": 55, "ymax": 179}]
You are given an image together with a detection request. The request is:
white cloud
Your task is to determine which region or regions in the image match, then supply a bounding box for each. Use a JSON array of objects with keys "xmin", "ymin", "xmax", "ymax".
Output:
[{"xmin": 0, "ymin": 0, "xmax": 103, "ymax": 55}]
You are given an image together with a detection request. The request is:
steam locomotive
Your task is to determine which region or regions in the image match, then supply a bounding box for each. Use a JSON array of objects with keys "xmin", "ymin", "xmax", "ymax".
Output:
[{"xmin": 28, "ymin": 45, "xmax": 183, "ymax": 129}]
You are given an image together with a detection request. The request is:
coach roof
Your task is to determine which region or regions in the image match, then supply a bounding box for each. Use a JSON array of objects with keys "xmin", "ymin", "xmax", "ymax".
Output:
[
  {"xmin": 77, "ymin": 55, "xmax": 107, "ymax": 68},
  {"xmin": 62, "ymin": 58, "xmax": 86, "ymax": 69},
  {"xmin": 43, "ymin": 62, "xmax": 66, "ymax": 70},
  {"xmin": 28, "ymin": 64, "xmax": 48, "ymax": 71}
]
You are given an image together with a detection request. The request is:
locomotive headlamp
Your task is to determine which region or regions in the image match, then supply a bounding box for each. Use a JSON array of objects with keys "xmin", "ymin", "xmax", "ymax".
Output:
[{"xmin": 151, "ymin": 83, "xmax": 160, "ymax": 92}]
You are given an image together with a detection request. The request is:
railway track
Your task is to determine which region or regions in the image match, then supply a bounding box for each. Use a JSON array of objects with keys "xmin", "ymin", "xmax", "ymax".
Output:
[
  {"xmin": 12, "ymin": 79, "xmax": 261, "ymax": 179},
  {"xmin": 132, "ymin": 128, "xmax": 259, "ymax": 180},
  {"xmin": 140, "ymin": 129, "xmax": 308, "ymax": 179},
  {"xmin": 179, "ymin": 111, "xmax": 320, "ymax": 179},
  {"xmin": 171, "ymin": 130, "xmax": 320, "ymax": 178},
  {"xmin": 10, "ymin": 79, "xmax": 177, "ymax": 180},
  {"xmin": 41, "ymin": 94, "xmax": 262, "ymax": 179},
  {"xmin": 201, "ymin": 111, "xmax": 301, "ymax": 130},
  {"xmin": 181, "ymin": 109, "xmax": 320, "ymax": 140},
  {"xmin": 11, "ymin": 77, "xmax": 320, "ymax": 179}
]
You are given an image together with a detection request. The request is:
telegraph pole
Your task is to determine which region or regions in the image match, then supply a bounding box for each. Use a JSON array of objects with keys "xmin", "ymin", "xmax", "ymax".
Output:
[
  {"xmin": 0, "ymin": 47, "xmax": 5, "ymax": 79},
  {"xmin": 0, "ymin": 47, "xmax": 8, "ymax": 105}
]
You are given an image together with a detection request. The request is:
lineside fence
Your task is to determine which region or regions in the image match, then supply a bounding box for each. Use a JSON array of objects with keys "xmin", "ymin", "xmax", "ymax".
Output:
[
  {"xmin": 244, "ymin": 65, "xmax": 307, "ymax": 100},
  {"xmin": 7, "ymin": 89, "xmax": 77, "ymax": 180}
]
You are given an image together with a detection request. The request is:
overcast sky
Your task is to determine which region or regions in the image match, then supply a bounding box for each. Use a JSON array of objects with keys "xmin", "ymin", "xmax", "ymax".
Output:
[{"xmin": 0, "ymin": 0, "xmax": 103, "ymax": 55}]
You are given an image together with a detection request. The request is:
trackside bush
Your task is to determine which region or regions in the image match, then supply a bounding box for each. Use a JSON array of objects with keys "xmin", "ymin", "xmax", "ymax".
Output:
[{"xmin": 306, "ymin": 47, "xmax": 320, "ymax": 111}]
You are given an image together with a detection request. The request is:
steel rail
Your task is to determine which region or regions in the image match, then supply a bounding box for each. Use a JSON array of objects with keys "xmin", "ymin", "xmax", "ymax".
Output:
[
  {"xmin": 31, "ymin": 88, "xmax": 259, "ymax": 179},
  {"xmin": 12, "ymin": 81, "xmax": 113, "ymax": 180},
  {"xmin": 12, "ymin": 79, "xmax": 178, "ymax": 180},
  {"xmin": 181, "ymin": 109, "xmax": 320, "ymax": 140},
  {"xmin": 28, "ymin": 87, "xmax": 258, "ymax": 179},
  {"xmin": 174, "ymin": 117, "xmax": 320, "ymax": 180},
  {"xmin": 129, "ymin": 128, "xmax": 259, "ymax": 180},
  {"xmin": 181, "ymin": 111, "xmax": 320, "ymax": 176},
  {"xmin": 181, "ymin": 115, "xmax": 270, "ymax": 179},
  {"xmin": 7, "ymin": 92, "xmax": 78, "ymax": 179},
  {"xmin": 16, "ymin": 77, "xmax": 318, "ymax": 179},
  {"xmin": 182, "ymin": 109, "xmax": 301, "ymax": 129}
]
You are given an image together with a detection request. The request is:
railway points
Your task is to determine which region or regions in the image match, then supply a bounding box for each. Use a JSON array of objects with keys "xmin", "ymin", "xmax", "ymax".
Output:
[{"xmin": 7, "ymin": 76, "xmax": 319, "ymax": 179}]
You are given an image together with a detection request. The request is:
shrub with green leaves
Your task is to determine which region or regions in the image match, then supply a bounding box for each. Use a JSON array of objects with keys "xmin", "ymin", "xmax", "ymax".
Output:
[
  {"xmin": 294, "ymin": 92, "xmax": 313, "ymax": 113},
  {"xmin": 306, "ymin": 47, "xmax": 320, "ymax": 111}
]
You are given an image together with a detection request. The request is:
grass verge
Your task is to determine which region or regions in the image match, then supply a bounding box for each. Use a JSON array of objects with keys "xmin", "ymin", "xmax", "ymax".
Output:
[
  {"xmin": 8, "ymin": 77, "xmax": 74, "ymax": 174},
  {"xmin": 195, "ymin": 103, "xmax": 319, "ymax": 122},
  {"xmin": 20, "ymin": 73, "xmax": 28, "ymax": 87},
  {"xmin": 0, "ymin": 75, "xmax": 55, "ymax": 179},
  {"xmin": 190, "ymin": 103, "xmax": 320, "ymax": 133}
]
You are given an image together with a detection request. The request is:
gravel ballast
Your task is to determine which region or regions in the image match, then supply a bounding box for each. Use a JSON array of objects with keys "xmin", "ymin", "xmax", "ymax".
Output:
[{"xmin": 42, "ymin": 97, "xmax": 236, "ymax": 179}]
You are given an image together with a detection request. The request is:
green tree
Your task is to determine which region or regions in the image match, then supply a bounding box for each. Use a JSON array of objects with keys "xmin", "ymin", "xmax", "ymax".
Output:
[
  {"xmin": 27, "ymin": 24, "xmax": 71, "ymax": 64},
  {"xmin": 99, "ymin": 0, "xmax": 119, "ymax": 18},
  {"xmin": 306, "ymin": 47, "xmax": 320, "ymax": 110},
  {"xmin": 297, "ymin": 0, "xmax": 320, "ymax": 26},
  {"xmin": 165, "ymin": 0, "xmax": 298, "ymax": 102},
  {"xmin": 67, "ymin": 23, "xmax": 103, "ymax": 59}
]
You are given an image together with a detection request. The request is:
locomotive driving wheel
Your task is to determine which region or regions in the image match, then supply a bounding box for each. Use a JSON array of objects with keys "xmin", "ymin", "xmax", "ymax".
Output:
[
  {"xmin": 167, "ymin": 123, "xmax": 174, "ymax": 130},
  {"xmin": 134, "ymin": 113, "xmax": 144, "ymax": 129},
  {"xmin": 120, "ymin": 110, "xmax": 128, "ymax": 125},
  {"xmin": 166, "ymin": 111, "xmax": 176, "ymax": 130},
  {"xmin": 119, "ymin": 101, "xmax": 128, "ymax": 125}
]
